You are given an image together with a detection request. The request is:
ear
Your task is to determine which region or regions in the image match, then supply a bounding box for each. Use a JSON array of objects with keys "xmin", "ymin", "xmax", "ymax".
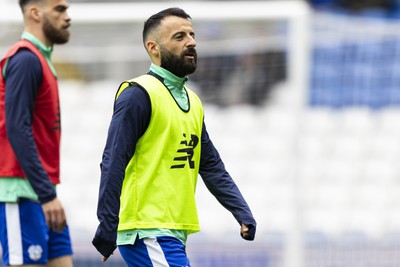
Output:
[
  {"xmin": 27, "ymin": 5, "xmax": 41, "ymax": 23},
  {"xmin": 146, "ymin": 41, "xmax": 159, "ymax": 57}
]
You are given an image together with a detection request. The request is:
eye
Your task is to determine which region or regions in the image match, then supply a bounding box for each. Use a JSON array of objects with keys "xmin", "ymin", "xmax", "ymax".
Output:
[
  {"xmin": 55, "ymin": 5, "xmax": 67, "ymax": 13},
  {"xmin": 174, "ymin": 33, "xmax": 185, "ymax": 40}
]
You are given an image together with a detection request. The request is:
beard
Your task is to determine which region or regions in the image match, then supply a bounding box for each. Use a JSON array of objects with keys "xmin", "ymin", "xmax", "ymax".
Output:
[
  {"xmin": 160, "ymin": 46, "xmax": 197, "ymax": 77},
  {"xmin": 43, "ymin": 16, "xmax": 70, "ymax": 45}
]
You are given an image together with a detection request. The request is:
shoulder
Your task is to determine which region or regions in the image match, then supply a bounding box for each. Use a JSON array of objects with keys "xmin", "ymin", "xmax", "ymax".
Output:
[
  {"xmin": 117, "ymin": 84, "xmax": 149, "ymax": 103},
  {"xmin": 3, "ymin": 49, "xmax": 42, "ymax": 83},
  {"xmin": 114, "ymin": 84, "xmax": 151, "ymax": 114},
  {"xmin": 6, "ymin": 48, "xmax": 41, "ymax": 76},
  {"xmin": 10, "ymin": 48, "xmax": 40, "ymax": 65}
]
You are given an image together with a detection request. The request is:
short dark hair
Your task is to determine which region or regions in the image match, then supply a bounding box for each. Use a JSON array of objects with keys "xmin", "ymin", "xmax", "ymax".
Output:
[
  {"xmin": 19, "ymin": 0, "xmax": 42, "ymax": 12},
  {"xmin": 142, "ymin": 7, "xmax": 191, "ymax": 44}
]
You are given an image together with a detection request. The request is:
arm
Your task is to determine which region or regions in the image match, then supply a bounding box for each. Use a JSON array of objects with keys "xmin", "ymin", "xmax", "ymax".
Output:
[
  {"xmin": 198, "ymin": 121, "xmax": 256, "ymax": 240},
  {"xmin": 5, "ymin": 49, "xmax": 67, "ymax": 232},
  {"xmin": 92, "ymin": 85, "xmax": 151, "ymax": 259},
  {"xmin": 4, "ymin": 49, "xmax": 57, "ymax": 203}
]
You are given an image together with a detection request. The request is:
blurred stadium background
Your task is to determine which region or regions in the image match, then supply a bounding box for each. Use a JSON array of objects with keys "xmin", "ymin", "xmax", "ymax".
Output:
[{"xmin": 2, "ymin": 0, "xmax": 400, "ymax": 266}]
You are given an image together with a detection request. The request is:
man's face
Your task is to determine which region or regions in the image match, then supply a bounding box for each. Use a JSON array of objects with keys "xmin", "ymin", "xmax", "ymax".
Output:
[
  {"xmin": 42, "ymin": 0, "xmax": 71, "ymax": 44},
  {"xmin": 158, "ymin": 16, "xmax": 197, "ymax": 77}
]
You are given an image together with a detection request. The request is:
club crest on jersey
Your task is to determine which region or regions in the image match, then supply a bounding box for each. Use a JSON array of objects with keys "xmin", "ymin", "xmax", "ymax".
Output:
[
  {"xmin": 28, "ymin": 244, "xmax": 43, "ymax": 261},
  {"xmin": 171, "ymin": 133, "xmax": 199, "ymax": 169}
]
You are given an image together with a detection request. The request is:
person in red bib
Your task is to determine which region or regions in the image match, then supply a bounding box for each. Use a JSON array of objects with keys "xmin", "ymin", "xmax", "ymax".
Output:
[{"xmin": 0, "ymin": 0, "xmax": 73, "ymax": 266}]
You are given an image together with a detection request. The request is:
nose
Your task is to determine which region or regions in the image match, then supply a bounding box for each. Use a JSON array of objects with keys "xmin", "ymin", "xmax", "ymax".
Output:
[
  {"xmin": 187, "ymin": 35, "xmax": 196, "ymax": 48},
  {"xmin": 65, "ymin": 12, "xmax": 71, "ymax": 23}
]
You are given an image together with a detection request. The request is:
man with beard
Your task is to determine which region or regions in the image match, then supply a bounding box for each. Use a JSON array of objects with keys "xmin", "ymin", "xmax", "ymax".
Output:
[
  {"xmin": 92, "ymin": 7, "xmax": 256, "ymax": 267},
  {"xmin": 0, "ymin": 0, "xmax": 73, "ymax": 266}
]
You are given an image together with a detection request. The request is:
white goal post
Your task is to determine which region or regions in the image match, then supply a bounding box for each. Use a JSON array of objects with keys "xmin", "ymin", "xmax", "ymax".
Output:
[{"xmin": 0, "ymin": 1, "xmax": 310, "ymax": 107}]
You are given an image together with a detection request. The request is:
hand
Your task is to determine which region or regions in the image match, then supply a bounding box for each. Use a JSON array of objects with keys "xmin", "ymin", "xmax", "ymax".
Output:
[
  {"xmin": 101, "ymin": 252, "xmax": 114, "ymax": 262},
  {"xmin": 41, "ymin": 198, "xmax": 67, "ymax": 232},
  {"xmin": 241, "ymin": 223, "xmax": 250, "ymax": 239},
  {"xmin": 240, "ymin": 223, "xmax": 255, "ymax": 241},
  {"xmin": 92, "ymin": 236, "xmax": 117, "ymax": 261}
]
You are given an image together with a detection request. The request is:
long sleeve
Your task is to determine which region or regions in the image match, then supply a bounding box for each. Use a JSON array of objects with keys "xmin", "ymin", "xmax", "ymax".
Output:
[
  {"xmin": 93, "ymin": 85, "xmax": 151, "ymax": 257},
  {"xmin": 199, "ymin": 121, "xmax": 256, "ymax": 238},
  {"xmin": 4, "ymin": 49, "xmax": 56, "ymax": 203}
]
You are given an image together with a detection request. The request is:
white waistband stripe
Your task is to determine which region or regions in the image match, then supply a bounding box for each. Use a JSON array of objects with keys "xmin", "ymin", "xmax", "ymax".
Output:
[
  {"xmin": 143, "ymin": 237, "xmax": 169, "ymax": 267},
  {"xmin": 5, "ymin": 203, "xmax": 23, "ymax": 265}
]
